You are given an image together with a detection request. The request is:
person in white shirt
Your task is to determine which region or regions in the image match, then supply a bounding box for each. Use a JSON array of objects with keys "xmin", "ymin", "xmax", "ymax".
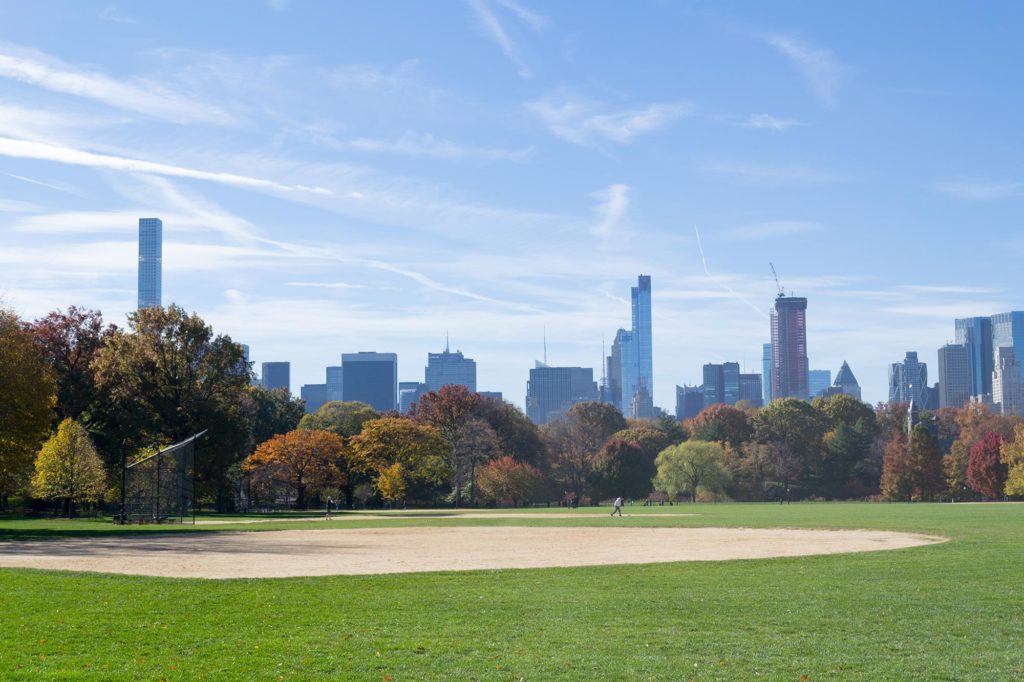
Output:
[{"xmin": 610, "ymin": 496, "xmax": 623, "ymax": 517}]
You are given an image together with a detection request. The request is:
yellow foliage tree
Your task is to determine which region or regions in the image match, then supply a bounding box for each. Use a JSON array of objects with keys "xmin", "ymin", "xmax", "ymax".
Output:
[
  {"xmin": 348, "ymin": 417, "xmax": 450, "ymax": 504},
  {"xmin": 31, "ymin": 418, "xmax": 107, "ymax": 517},
  {"xmin": 1001, "ymin": 425, "xmax": 1024, "ymax": 497},
  {"xmin": 374, "ymin": 462, "xmax": 408, "ymax": 503}
]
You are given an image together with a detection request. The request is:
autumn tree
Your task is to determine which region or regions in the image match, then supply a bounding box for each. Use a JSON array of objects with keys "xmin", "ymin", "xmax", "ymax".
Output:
[
  {"xmin": 654, "ymin": 441, "xmax": 731, "ymax": 502},
  {"xmin": 452, "ymin": 417, "xmax": 501, "ymax": 505},
  {"xmin": 411, "ymin": 384, "xmax": 480, "ymax": 445},
  {"xmin": 31, "ymin": 419, "xmax": 107, "ymax": 517},
  {"xmin": 348, "ymin": 417, "xmax": 450, "ymax": 504},
  {"xmin": 881, "ymin": 434, "xmax": 913, "ymax": 501},
  {"xmin": 243, "ymin": 429, "xmax": 346, "ymax": 509},
  {"xmin": 299, "ymin": 401, "xmax": 379, "ymax": 440},
  {"xmin": 472, "ymin": 396, "xmax": 549, "ymax": 469},
  {"xmin": 476, "ymin": 456, "xmax": 544, "ymax": 507},
  {"xmin": 0, "ymin": 307, "xmax": 56, "ymax": 509},
  {"xmin": 908, "ymin": 424, "xmax": 945, "ymax": 501},
  {"xmin": 27, "ymin": 306, "xmax": 116, "ymax": 425},
  {"xmin": 542, "ymin": 402, "xmax": 627, "ymax": 498},
  {"xmin": 93, "ymin": 305, "xmax": 250, "ymax": 509},
  {"xmin": 967, "ymin": 432, "xmax": 1008, "ymax": 499},
  {"xmin": 688, "ymin": 404, "xmax": 752, "ymax": 448},
  {"xmin": 1001, "ymin": 425, "xmax": 1024, "ymax": 497}
]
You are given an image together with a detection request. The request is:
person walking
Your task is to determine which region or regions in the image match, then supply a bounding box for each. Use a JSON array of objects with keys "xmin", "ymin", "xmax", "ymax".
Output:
[
  {"xmin": 610, "ymin": 496, "xmax": 623, "ymax": 517},
  {"xmin": 325, "ymin": 496, "xmax": 334, "ymax": 520}
]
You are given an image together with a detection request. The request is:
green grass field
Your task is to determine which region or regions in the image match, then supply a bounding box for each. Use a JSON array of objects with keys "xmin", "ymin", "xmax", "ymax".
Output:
[{"xmin": 1, "ymin": 503, "xmax": 1021, "ymax": 680}]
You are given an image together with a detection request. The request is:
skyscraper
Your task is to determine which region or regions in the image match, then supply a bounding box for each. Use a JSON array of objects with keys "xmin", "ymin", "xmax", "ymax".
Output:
[
  {"xmin": 300, "ymin": 384, "xmax": 327, "ymax": 413},
  {"xmin": 738, "ymin": 374, "xmax": 763, "ymax": 408},
  {"xmin": 762, "ymin": 343, "xmax": 773, "ymax": 405},
  {"xmin": 675, "ymin": 384, "xmax": 704, "ymax": 420},
  {"xmin": 342, "ymin": 352, "xmax": 398, "ymax": 412},
  {"xmin": 937, "ymin": 343, "xmax": 971, "ymax": 409},
  {"xmin": 326, "ymin": 366, "xmax": 343, "ymax": 402},
  {"xmin": 399, "ymin": 381, "xmax": 429, "ymax": 413},
  {"xmin": 424, "ymin": 344, "xmax": 477, "ymax": 392},
  {"xmin": 808, "ymin": 369, "xmax": 832, "ymax": 400},
  {"xmin": 832, "ymin": 361, "xmax": 862, "ymax": 401},
  {"xmin": 261, "ymin": 362, "xmax": 290, "ymax": 392},
  {"xmin": 609, "ymin": 275, "xmax": 653, "ymax": 414},
  {"xmin": 888, "ymin": 352, "xmax": 928, "ymax": 406},
  {"xmin": 137, "ymin": 217, "xmax": 162, "ymax": 309},
  {"xmin": 955, "ymin": 316, "xmax": 993, "ymax": 397},
  {"xmin": 525, "ymin": 364, "xmax": 599, "ymax": 425},
  {"xmin": 993, "ymin": 346, "xmax": 1023, "ymax": 416},
  {"xmin": 991, "ymin": 311, "xmax": 1024, "ymax": 382},
  {"xmin": 770, "ymin": 295, "xmax": 809, "ymax": 400}
]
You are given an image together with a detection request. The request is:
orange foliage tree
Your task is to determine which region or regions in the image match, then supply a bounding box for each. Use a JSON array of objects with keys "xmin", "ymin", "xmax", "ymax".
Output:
[
  {"xmin": 243, "ymin": 429, "xmax": 346, "ymax": 509},
  {"xmin": 476, "ymin": 456, "xmax": 544, "ymax": 507}
]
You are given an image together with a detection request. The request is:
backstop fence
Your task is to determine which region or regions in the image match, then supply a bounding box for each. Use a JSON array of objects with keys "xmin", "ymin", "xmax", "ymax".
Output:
[{"xmin": 118, "ymin": 430, "xmax": 206, "ymax": 524}]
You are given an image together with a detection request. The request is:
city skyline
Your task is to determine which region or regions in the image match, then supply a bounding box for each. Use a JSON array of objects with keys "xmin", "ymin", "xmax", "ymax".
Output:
[{"xmin": 2, "ymin": 3, "xmax": 1024, "ymax": 408}]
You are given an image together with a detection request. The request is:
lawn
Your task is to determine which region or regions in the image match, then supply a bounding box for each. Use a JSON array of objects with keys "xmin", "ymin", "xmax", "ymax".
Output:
[{"xmin": 0, "ymin": 503, "xmax": 1021, "ymax": 680}]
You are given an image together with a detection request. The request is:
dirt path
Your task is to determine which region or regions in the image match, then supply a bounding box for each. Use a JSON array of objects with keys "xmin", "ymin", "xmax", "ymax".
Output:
[
  {"xmin": 0, "ymin": 526, "xmax": 944, "ymax": 579},
  {"xmin": 193, "ymin": 512, "xmax": 694, "ymax": 525}
]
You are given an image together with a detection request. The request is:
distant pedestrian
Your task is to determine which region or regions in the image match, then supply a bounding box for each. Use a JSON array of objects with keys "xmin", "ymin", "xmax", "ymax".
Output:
[
  {"xmin": 326, "ymin": 496, "xmax": 334, "ymax": 520},
  {"xmin": 610, "ymin": 496, "xmax": 623, "ymax": 517}
]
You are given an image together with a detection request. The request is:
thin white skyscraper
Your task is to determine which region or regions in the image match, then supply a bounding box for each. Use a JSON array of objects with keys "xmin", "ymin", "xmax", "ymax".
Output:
[{"xmin": 137, "ymin": 217, "xmax": 162, "ymax": 309}]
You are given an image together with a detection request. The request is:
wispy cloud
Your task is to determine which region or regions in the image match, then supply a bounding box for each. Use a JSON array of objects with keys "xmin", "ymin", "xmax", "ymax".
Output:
[
  {"xmin": 528, "ymin": 90, "xmax": 692, "ymax": 147},
  {"xmin": 765, "ymin": 34, "xmax": 842, "ymax": 106},
  {"xmin": 7, "ymin": 173, "xmax": 83, "ymax": 195},
  {"xmin": 740, "ymin": 114, "xmax": 804, "ymax": 131},
  {"xmin": 0, "ymin": 198, "xmax": 42, "ymax": 213},
  {"xmin": 466, "ymin": 0, "xmax": 544, "ymax": 78},
  {"xmin": 0, "ymin": 44, "xmax": 234, "ymax": 124},
  {"xmin": 590, "ymin": 184, "xmax": 630, "ymax": 240},
  {"xmin": 934, "ymin": 178, "xmax": 1024, "ymax": 200},
  {"xmin": 725, "ymin": 220, "xmax": 823, "ymax": 240},
  {"xmin": 98, "ymin": 5, "xmax": 137, "ymax": 24},
  {"xmin": 702, "ymin": 159, "xmax": 843, "ymax": 185},
  {"xmin": 327, "ymin": 131, "xmax": 533, "ymax": 161}
]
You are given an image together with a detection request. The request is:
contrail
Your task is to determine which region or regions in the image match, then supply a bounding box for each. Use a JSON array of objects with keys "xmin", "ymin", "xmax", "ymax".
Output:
[{"xmin": 694, "ymin": 224, "xmax": 769, "ymax": 319}]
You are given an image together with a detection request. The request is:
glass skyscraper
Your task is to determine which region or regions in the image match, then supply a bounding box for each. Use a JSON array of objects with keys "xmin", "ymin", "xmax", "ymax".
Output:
[
  {"xmin": 608, "ymin": 275, "xmax": 653, "ymax": 415},
  {"xmin": 955, "ymin": 316, "xmax": 993, "ymax": 397},
  {"xmin": 991, "ymin": 311, "xmax": 1024, "ymax": 383},
  {"xmin": 424, "ymin": 345, "xmax": 477, "ymax": 392},
  {"xmin": 342, "ymin": 352, "xmax": 398, "ymax": 412},
  {"xmin": 762, "ymin": 342, "xmax": 773, "ymax": 405},
  {"xmin": 137, "ymin": 217, "xmax": 162, "ymax": 309}
]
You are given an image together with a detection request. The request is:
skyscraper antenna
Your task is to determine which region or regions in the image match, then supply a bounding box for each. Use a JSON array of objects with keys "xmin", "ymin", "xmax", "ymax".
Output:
[{"xmin": 445, "ymin": 330, "xmax": 450, "ymax": 353}]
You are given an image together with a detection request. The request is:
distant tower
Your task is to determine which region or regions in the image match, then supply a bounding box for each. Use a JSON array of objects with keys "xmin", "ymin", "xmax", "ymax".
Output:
[
  {"xmin": 137, "ymin": 218, "xmax": 162, "ymax": 309},
  {"xmin": 833, "ymin": 361, "xmax": 862, "ymax": 401},
  {"xmin": 770, "ymin": 295, "xmax": 809, "ymax": 400}
]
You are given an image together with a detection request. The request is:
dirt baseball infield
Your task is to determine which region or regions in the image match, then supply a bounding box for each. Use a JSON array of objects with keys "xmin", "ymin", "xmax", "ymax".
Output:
[{"xmin": 0, "ymin": 526, "xmax": 943, "ymax": 579}]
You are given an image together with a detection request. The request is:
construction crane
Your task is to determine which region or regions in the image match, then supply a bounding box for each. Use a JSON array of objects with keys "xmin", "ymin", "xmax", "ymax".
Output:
[{"xmin": 769, "ymin": 262, "xmax": 784, "ymax": 298}]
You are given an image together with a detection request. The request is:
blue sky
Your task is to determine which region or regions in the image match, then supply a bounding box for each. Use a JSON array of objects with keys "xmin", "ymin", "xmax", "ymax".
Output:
[{"xmin": 1, "ymin": 1, "xmax": 1022, "ymax": 408}]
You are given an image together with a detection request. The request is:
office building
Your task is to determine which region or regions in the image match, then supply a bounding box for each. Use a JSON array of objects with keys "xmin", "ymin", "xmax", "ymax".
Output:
[
  {"xmin": 425, "ymin": 345, "xmax": 477, "ymax": 392},
  {"xmin": 937, "ymin": 344, "xmax": 971, "ymax": 409},
  {"xmin": 608, "ymin": 275, "xmax": 653, "ymax": 415},
  {"xmin": 762, "ymin": 343, "xmax": 773, "ymax": 405},
  {"xmin": 770, "ymin": 295, "xmax": 809, "ymax": 400},
  {"xmin": 992, "ymin": 311, "xmax": 1024, "ymax": 382},
  {"xmin": 399, "ymin": 381, "xmax": 429, "ymax": 414},
  {"xmin": 261, "ymin": 362, "xmax": 290, "ymax": 392},
  {"xmin": 630, "ymin": 383, "xmax": 655, "ymax": 419},
  {"xmin": 739, "ymin": 373, "xmax": 764, "ymax": 408},
  {"xmin": 955, "ymin": 316, "xmax": 993, "ymax": 397},
  {"xmin": 300, "ymin": 384, "xmax": 328, "ymax": 413},
  {"xmin": 832, "ymin": 361, "xmax": 862, "ymax": 401},
  {"xmin": 326, "ymin": 366, "xmax": 343, "ymax": 402},
  {"xmin": 702, "ymin": 362, "xmax": 740, "ymax": 406},
  {"xmin": 342, "ymin": 352, "xmax": 398, "ymax": 412},
  {"xmin": 888, "ymin": 352, "xmax": 929, "ymax": 407},
  {"xmin": 137, "ymin": 218, "xmax": 162, "ymax": 309},
  {"xmin": 809, "ymin": 369, "xmax": 832, "ymax": 400},
  {"xmin": 675, "ymin": 385, "xmax": 704, "ymax": 420},
  {"xmin": 526, "ymin": 364, "xmax": 599, "ymax": 425},
  {"xmin": 993, "ymin": 346, "xmax": 1023, "ymax": 416},
  {"xmin": 478, "ymin": 391, "xmax": 503, "ymax": 402}
]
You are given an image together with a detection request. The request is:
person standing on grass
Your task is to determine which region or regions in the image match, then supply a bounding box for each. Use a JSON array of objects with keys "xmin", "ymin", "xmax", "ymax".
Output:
[
  {"xmin": 326, "ymin": 496, "xmax": 334, "ymax": 520},
  {"xmin": 611, "ymin": 496, "xmax": 623, "ymax": 517}
]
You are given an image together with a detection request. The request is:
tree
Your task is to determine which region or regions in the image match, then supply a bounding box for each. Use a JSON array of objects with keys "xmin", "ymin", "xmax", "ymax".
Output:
[
  {"xmin": 881, "ymin": 434, "xmax": 913, "ymax": 501},
  {"xmin": 0, "ymin": 307, "xmax": 56, "ymax": 509},
  {"xmin": 653, "ymin": 441, "xmax": 731, "ymax": 502},
  {"xmin": 821, "ymin": 419, "xmax": 874, "ymax": 498},
  {"xmin": 751, "ymin": 398, "xmax": 827, "ymax": 494},
  {"xmin": 688, "ymin": 404, "xmax": 752, "ymax": 448},
  {"xmin": 590, "ymin": 438, "xmax": 656, "ymax": 500},
  {"xmin": 814, "ymin": 393, "xmax": 877, "ymax": 436},
  {"xmin": 31, "ymin": 419, "xmax": 107, "ymax": 517},
  {"xmin": 452, "ymin": 417, "xmax": 501, "ymax": 505},
  {"xmin": 1001, "ymin": 425, "xmax": 1024, "ymax": 497},
  {"xmin": 27, "ymin": 306, "xmax": 116, "ymax": 425},
  {"xmin": 299, "ymin": 401, "xmax": 379, "ymax": 440},
  {"xmin": 908, "ymin": 424, "xmax": 945, "ymax": 501},
  {"xmin": 245, "ymin": 386, "xmax": 306, "ymax": 449},
  {"xmin": 348, "ymin": 417, "xmax": 450, "ymax": 504},
  {"xmin": 471, "ymin": 396, "xmax": 548, "ymax": 469},
  {"xmin": 476, "ymin": 456, "xmax": 544, "ymax": 507},
  {"xmin": 543, "ymin": 402, "xmax": 626, "ymax": 498},
  {"xmin": 92, "ymin": 305, "xmax": 251, "ymax": 510},
  {"xmin": 242, "ymin": 429, "xmax": 346, "ymax": 509},
  {"xmin": 411, "ymin": 385, "xmax": 480, "ymax": 445},
  {"xmin": 967, "ymin": 432, "xmax": 1007, "ymax": 499}
]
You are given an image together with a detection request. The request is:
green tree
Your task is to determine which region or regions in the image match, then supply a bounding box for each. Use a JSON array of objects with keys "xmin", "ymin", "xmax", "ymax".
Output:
[
  {"xmin": 348, "ymin": 417, "xmax": 450, "ymax": 504},
  {"xmin": 908, "ymin": 424, "xmax": 945, "ymax": 501},
  {"xmin": 299, "ymin": 401, "xmax": 379, "ymax": 440},
  {"xmin": 242, "ymin": 429, "xmax": 346, "ymax": 509},
  {"xmin": 751, "ymin": 398, "xmax": 827, "ymax": 495},
  {"xmin": 653, "ymin": 441, "xmax": 731, "ymax": 502},
  {"xmin": 92, "ymin": 305, "xmax": 250, "ymax": 510},
  {"xmin": 0, "ymin": 307, "xmax": 56, "ymax": 509},
  {"xmin": 821, "ymin": 419, "xmax": 874, "ymax": 498},
  {"xmin": 688, "ymin": 403, "xmax": 752, "ymax": 448},
  {"xmin": 591, "ymin": 437, "xmax": 656, "ymax": 500},
  {"xmin": 814, "ymin": 393, "xmax": 878, "ymax": 435},
  {"xmin": 245, "ymin": 386, "xmax": 306, "ymax": 448},
  {"xmin": 31, "ymin": 418, "xmax": 107, "ymax": 517}
]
